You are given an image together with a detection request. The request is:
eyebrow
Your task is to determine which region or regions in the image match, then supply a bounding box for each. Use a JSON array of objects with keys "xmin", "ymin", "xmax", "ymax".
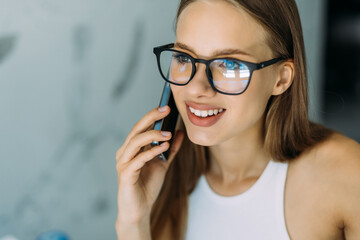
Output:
[{"xmin": 174, "ymin": 42, "xmax": 253, "ymax": 58}]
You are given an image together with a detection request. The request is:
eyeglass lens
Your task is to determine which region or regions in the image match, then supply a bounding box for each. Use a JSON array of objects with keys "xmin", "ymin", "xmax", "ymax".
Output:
[{"xmin": 159, "ymin": 50, "xmax": 251, "ymax": 94}]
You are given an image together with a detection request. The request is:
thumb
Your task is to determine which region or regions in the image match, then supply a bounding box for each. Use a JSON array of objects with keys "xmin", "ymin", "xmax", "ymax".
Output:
[{"xmin": 166, "ymin": 129, "xmax": 185, "ymax": 165}]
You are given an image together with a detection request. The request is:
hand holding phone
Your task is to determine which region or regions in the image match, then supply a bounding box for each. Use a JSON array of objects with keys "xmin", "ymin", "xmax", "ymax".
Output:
[
  {"xmin": 151, "ymin": 82, "xmax": 179, "ymax": 161},
  {"xmin": 115, "ymin": 104, "xmax": 182, "ymax": 236}
]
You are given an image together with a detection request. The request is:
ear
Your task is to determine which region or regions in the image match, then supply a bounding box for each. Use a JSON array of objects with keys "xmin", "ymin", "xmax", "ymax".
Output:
[{"xmin": 272, "ymin": 60, "xmax": 294, "ymax": 96}]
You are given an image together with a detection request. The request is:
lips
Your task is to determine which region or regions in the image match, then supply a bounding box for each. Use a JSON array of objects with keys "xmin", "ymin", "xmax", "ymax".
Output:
[
  {"xmin": 185, "ymin": 101, "xmax": 226, "ymax": 127},
  {"xmin": 185, "ymin": 101, "xmax": 223, "ymax": 110}
]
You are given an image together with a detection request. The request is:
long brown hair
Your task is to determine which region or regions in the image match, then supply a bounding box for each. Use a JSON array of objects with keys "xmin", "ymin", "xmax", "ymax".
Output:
[{"xmin": 151, "ymin": 0, "xmax": 331, "ymax": 238}]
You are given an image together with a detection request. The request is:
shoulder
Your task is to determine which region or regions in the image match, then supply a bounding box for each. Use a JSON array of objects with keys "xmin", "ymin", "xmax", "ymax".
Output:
[
  {"xmin": 293, "ymin": 132, "xmax": 360, "ymax": 175},
  {"xmin": 311, "ymin": 132, "xmax": 360, "ymax": 179},
  {"xmin": 316, "ymin": 132, "xmax": 360, "ymax": 158},
  {"xmin": 294, "ymin": 131, "xmax": 360, "ymax": 171},
  {"xmin": 296, "ymin": 132, "xmax": 360, "ymax": 235}
]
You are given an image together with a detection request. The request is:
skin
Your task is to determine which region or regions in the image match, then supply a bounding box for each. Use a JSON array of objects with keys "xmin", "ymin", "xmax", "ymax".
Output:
[{"xmin": 115, "ymin": 0, "xmax": 360, "ymax": 239}]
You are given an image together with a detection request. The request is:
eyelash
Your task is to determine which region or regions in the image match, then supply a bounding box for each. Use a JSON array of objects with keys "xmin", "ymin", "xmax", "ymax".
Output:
[{"xmin": 173, "ymin": 54, "xmax": 192, "ymax": 64}]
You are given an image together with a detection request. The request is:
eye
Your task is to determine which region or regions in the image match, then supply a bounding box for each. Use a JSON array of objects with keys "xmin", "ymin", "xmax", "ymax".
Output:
[
  {"xmin": 219, "ymin": 59, "xmax": 240, "ymax": 70},
  {"xmin": 226, "ymin": 60, "xmax": 235, "ymax": 69},
  {"xmin": 173, "ymin": 53, "xmax": 192, "ymax": 64}
]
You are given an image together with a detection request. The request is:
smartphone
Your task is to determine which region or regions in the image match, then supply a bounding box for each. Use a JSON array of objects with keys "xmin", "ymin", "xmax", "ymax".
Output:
[{"xmin": 151, "ymin": 82, "xmax": 179, "ymax": 161}]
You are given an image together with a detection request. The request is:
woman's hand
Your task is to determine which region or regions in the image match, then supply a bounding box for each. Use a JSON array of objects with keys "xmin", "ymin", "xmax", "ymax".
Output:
[{"xmin": 115, "ymin": 106, "xmax": 184, "ymax": 238}]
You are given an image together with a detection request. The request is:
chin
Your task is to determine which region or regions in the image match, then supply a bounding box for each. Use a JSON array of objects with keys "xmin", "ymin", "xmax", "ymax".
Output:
[{"xmin": 185, "ymin": 127, "xmax": 219, "ymax": 147}]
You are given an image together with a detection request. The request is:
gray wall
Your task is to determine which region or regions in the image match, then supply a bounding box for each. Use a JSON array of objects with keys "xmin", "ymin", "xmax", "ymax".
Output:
[
  {"xmin": 0, "ymin": 1, "xmax": 325, "ymax": 239},
  {"xmin": 296, "ymin": 0, "xmax": 327, "ymax": 121},
  {"xmin": 0, "ymin": 1, "xmax": 178, "ymax": 239}
]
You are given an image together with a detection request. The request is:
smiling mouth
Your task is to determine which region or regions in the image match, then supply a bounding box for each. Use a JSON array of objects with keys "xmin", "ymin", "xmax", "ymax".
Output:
[
  {"xmin": 188, "ymin": 106, "xmax": 225, "ymax": 118},
  {"xmin": 185, "ymin": 103, "xmax": 226, "ymax": 127}
]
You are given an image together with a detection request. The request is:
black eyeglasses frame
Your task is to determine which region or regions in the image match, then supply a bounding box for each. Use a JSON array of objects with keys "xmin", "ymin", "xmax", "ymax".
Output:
[{"xmin": 153, "ymin": 43, "xmax": 286, "ymax": 95}]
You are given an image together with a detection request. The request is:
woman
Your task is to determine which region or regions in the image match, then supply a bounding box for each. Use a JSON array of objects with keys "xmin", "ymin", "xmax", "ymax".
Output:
[{"xmin": 115, "ymin": 0, "xmax": 360, "ymax": 239}]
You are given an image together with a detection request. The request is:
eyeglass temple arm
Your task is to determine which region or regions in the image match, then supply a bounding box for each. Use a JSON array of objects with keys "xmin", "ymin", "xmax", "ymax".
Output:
[{"xmin": 256, "ymin": 57, "xmax": 285, "ymax": 70}]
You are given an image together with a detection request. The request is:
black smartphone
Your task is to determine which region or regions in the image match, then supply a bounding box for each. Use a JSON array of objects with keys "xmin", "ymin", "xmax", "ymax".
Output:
[{"xmin": 151, "ymin": 82, "xmax": 179, "ymax": 161}]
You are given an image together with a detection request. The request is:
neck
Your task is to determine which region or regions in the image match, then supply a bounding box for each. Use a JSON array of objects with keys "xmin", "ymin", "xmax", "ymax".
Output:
[{"xmin": 207, "ymin": 121, "xmax": 270, "ymax": 185}]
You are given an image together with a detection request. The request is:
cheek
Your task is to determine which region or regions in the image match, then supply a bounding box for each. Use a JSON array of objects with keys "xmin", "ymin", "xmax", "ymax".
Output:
[
  {"xmin": 243, "ymin": 70, "xmax": 276, "ymax": 111},
  {"xmin": 224, "ymin": 72, "xmax": 275, "ymax": 129},
  {"xmin": 170, "ymin": 85, "xmax": 183, "ymax": 111},
  {"xmin": 249, "ymin": 69, "xmax": 277, "ymax": 97},
  {"xmin": 171, "ymin": 85, "xmax": 190, "ymax": 127}
]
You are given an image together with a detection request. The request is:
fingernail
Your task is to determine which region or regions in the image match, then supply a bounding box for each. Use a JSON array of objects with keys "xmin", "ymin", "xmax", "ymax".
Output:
[
  {"xmin": 160, "ymin": 142, "xmax": 167, "ymax": 146},
  {"xmin": 158, "ymin": 106, "xmax": 168, "ymax": 112},
  {"xmin": 161, "ymin": 131, "xmax": 171, "ymax": 137}
]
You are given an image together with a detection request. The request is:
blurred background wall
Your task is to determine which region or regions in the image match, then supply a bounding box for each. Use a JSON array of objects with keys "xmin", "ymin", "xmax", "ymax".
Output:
[
  {"xmin": 0, "ymin": 0, "xmax": 358, "ymax": 239},
  {"xmin": 323, "ymin": 0, "xmax": 360, "ymax": 141},
  {"xmin": 0, "ymin": 1, "xmax": 178, "ymax": 239}
]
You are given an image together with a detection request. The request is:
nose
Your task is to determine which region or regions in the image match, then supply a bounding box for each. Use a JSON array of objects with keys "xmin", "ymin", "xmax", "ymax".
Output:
[{"xmin": 185, "ymin": 63, "xmax": 216, "ymax": 98}]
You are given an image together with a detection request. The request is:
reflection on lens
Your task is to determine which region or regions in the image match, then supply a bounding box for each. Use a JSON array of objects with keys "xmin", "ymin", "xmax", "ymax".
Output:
[
  {"xmin": 160, "ymin": 50, "xmax": 192, "ymax": 84},
  {"xmin": 210, "ymin": 59, "xmax": 250, "ymax": 94}
]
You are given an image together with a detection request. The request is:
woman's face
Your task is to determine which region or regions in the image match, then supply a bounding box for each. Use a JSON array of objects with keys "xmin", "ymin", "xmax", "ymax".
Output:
[{"xmin": 172, "ymin": 0, "xmax": 280, "ymax": 146}]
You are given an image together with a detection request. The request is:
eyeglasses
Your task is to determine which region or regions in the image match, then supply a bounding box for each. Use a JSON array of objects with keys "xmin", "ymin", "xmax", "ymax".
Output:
[{"xmin": 153, "ymin": 43, "xmax": 285, "ymax": 95}]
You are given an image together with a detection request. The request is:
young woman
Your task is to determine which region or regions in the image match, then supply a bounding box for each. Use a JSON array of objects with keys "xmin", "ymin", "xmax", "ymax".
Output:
[{"xmin": 115, "ymin": 0, "xmax": 360, "ymax": 239}]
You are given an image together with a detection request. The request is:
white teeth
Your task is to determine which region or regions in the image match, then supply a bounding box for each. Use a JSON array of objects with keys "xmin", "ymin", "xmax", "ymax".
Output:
[{"xmin": 188, "ymin": 106, "xmax": 224, "ymax": 118}]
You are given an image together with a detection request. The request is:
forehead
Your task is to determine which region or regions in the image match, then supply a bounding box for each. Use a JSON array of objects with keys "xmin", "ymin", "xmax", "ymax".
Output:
[{"xmin": 176, "ymin": 0, "xmax": 271, "ymax": 60}]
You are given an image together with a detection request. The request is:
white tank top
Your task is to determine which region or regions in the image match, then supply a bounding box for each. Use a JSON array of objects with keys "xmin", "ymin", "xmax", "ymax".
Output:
[{"xmin": 185, "ymin": 160, "xmax": 290, "ymax": 240}]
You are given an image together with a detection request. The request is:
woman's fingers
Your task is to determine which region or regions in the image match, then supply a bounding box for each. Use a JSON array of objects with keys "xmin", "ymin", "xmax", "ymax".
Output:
[
  {"xmin": 116, "ymin": 106, "xmax": 170, "ymax": 160},
  {"xmin": 119, "ymin": 130, "xmax": 172, "ymax": 165},
  {"xmin": 117, "ymin": 130, "xmax": 184, "ymax": 185},
  {"xmin": 119, "ymin": 142, "xmax": 170, "ymax": 185},
  {"xmin": 126, "ymin": 106, "xmax": 170, "ymax": 144}
]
